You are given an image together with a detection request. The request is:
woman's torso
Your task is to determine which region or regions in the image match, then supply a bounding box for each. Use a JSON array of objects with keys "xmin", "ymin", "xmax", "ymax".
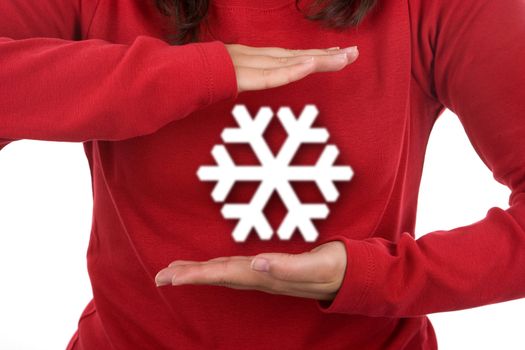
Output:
[{"xmin": 69, "ymin": 0, "xmax": 442, "ymax": 348}]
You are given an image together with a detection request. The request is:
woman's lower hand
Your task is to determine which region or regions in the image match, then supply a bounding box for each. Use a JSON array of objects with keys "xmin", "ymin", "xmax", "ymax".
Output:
[
  {"xmin": 225, "ymin": 43, "xmax": 359, "ymax": 93},
  {"xmin": 155, "ymin": 240, "xmax": 347, "ymax": 301}
]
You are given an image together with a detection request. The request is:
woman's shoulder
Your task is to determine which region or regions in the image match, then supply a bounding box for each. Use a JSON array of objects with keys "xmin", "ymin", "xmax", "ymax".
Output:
[
  {"xmin": 407, "ymin": 0, "xmax": 524, "ymax": 116},
  {"xmin": 406, "ymin": 0, "xmax": 522, "ymax": 107}
]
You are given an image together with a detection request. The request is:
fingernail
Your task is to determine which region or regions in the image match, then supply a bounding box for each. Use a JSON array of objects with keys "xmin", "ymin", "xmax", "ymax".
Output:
[
  {"xmin": 251, "ymin": 258, "xmax": 270, "ymax": 272},
  {"xmin": 326, "ymin": 46, "xmax": 340, "ymax": 50},
  {"xmin": 155, "ymin": 279, "xmax": 167, "ymax": 287},
  {"xmin": 155, "ymin": 270, "xmax": 171, "ymax": 286},
  {"xmin": 343, "ymin": 46, "xmax": 358, "ymax": 58}
]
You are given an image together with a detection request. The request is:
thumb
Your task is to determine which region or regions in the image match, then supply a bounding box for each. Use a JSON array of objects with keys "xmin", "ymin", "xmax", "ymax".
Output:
[{"xmin": 250, "ymin": 251, "xmax": 321, "ymax": 283}]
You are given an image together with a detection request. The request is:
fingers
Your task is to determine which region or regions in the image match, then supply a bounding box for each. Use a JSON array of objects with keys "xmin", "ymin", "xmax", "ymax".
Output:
[
  {"xmin": 231, "ymin": 53, "xmax": 319, "ymax": 69},
  {"xmin": 229, "ymin": 43, "xmax": 352, "ymax": 58},
  {"xmin": 236, "ymin": 52, "xmax": 354, "ymax": 92},
  {"xmin": 158, "ymin": 258, "xmax": 260, "ymax": 288},
  {"xmin": 235, "ymin": 60, "xmax": 312, "ymax": 91},
  {"xmin": 167, "ymin": 256, "xmax": 252, "ymax": 268},
  {"xmin": 232, "ymin": 49, "xmax": 358, "ymax": 71}
]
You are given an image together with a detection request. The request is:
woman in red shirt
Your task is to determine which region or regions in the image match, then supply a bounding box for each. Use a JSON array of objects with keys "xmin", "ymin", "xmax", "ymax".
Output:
[{"xmin": 1, "ymin": 0, "xmax": 524, "ymax": 349}]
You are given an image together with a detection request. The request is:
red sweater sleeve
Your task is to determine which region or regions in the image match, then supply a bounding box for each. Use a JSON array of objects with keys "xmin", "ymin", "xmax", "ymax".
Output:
[
  {"xmin": 314, "ymin": 0, "xmax": 525, "ymax": 317},
  {"xmin": 0, "ymin": 0, "xmax": 238, "ymax": 149}
]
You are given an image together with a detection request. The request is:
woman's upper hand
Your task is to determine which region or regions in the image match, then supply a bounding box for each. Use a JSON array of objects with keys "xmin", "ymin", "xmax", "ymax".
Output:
[{"xmin": 224, "ymin": 44, "xmax": 359, "ymax": 93}]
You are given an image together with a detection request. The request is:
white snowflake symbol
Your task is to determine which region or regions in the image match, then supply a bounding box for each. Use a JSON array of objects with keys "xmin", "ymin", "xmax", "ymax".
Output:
[{"xmin": 197, "ymin": 104, "xmax": 353, "ymax": 242}]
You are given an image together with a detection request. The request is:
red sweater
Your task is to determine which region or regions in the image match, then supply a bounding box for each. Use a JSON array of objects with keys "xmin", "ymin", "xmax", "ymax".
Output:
[{"xmin": 1, "ymin": 0, "xmax": 524, "ymax": 349}]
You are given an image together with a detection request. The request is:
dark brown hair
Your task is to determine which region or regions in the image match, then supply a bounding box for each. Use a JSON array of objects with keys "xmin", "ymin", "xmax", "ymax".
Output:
[{"xmin": 154, "ymin": 0, "xmax": 378, "ymax": 45}]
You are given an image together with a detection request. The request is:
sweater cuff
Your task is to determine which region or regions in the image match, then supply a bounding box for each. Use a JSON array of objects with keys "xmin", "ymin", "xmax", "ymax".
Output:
[
  {"xmin": 314, "ymin": 234, "xmax": 375, "ymax": 315},
  {"xmin": 196, "ymin": 40, "xmax": 239, "ymax": 105}
]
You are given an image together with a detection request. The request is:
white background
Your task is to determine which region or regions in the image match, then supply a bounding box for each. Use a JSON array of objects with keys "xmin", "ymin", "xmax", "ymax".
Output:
[{"xmin": 0, "ymin": 109, "xmax": 524, "ymax": 349}]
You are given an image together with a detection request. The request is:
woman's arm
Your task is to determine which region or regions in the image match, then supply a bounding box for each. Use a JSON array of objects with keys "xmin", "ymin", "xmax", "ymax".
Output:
[
  {"xmin": 0, "ymin": 1, "xmax": 358, "ymax": 148},
  {"xmin": 315, "ymin": 0, "xmax": 525, "ymax": 317},
  {"xmin": 0, "ymin": 0, "xmax": 238, "ymax": 144}
]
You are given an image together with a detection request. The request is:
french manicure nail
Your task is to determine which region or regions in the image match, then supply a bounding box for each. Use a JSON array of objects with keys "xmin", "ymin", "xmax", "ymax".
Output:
[
  {"xmin": 155, "ymin": 279, "xmax": 167, "ymax": 287},
  {"xmin": 155, "ymin": 270, "xmax": 171, "ymax": 286},
  {"xmin": 343, "ymin": 46, "xmax": 358, "ymax": 57}
]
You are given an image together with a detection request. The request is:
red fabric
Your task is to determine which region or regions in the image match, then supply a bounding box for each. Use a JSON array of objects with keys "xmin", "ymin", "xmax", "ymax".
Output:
[{"xmin": 1, "ymin": 0, "xmax": 523, "ymax": 349}]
